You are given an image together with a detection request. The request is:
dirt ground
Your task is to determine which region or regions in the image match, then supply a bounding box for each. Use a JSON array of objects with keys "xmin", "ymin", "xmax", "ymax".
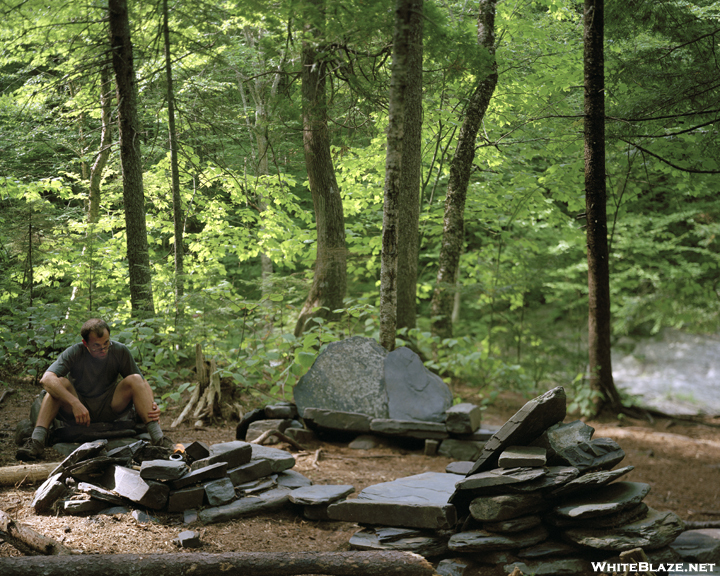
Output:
[{"xmin": 1, "ymin": 381, "xmax": 720, "ymax": 574}]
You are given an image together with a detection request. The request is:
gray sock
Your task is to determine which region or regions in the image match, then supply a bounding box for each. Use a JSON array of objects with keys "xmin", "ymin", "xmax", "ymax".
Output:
[
  {"xmin": 31, "ymin": 426, "xmax": 47, "ymax": 445},
  {"xmin": 146, "ymin": 420, "xmax": 164, "ymax": 444}
]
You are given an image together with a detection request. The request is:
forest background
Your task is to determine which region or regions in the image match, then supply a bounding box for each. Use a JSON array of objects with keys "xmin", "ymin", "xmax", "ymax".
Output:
[{"xmin": 1, "ymin": 0, "xmax": 719, "ymax": 418}]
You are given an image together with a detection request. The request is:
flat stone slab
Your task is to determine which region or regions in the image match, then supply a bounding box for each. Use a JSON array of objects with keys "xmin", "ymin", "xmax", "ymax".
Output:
[
  {"xmin": 183, "ymin": 441, "xmax": 210, "ymax": 461},
  {"xmin": 370, "ymin": 418, "xmax": 449, "ymax": 439},
  {"xmin": 469, "ymin": 493, "xmax": 549, "ymax": 522},
  {"xmin": 502, "ymin": 466, "xmax": 580, "ymax": 494},
  {"xmin": 236, "ymin": 476, "xmax": 277, "ymax": 495},
  {"xmin": 167, "ymin": 485, "xmax": 205, "ymax": 513},
  {"xmin": 455, "ymin": 467, "xmax": 546, "ymax": 491},
  {"xmin": 61, "ymin": 497, "xmax": 108, "ymax": 515},
  {"xmin": 438, "ymin": 439, "xmax": 484, "ymax": 462},
  {"xmin": 384, "ymin": 346, "xmax": 452, "ymax": 423},
  {"xmin": 303, "ymin": 408, "xmax": 373, "ymax": 433},
  {"xmin": 467, "ymin": 387, "xmax": 566, "ymax": 475},
  {"xmin": 349, "ymin": 528, "xmax": 449, "ymax": 557},
  {"xmin": 50, "ymin": 439, "xmax": 108, "ymax": 477},
  {"xmin": 498, "ymin": 446, "xmax": 547, "ymax": 468},
  {"xmin": 207, "ymin": 441, "xmax": 253, "ymax": 469},
  {"xmin": 204, "ymin": 477, "xmax": 236, "ymax": 506},
  {"xmin": 448, "ymin": 525, "xmax": 549, "ymax": 552},
  {"xmin": 250, "ymin": 444, "xmax": 295, "ymax": 473},
  {"xmin": 289, "ymin": 484, "xmax": 354, "ymax": 506},
  {"xmin": 140, "ymin": 459, "xmax": 189, "ymax": 482},
  {"xmin": 227, "ymin": 459, "xmax": 272, "ymax": 486},
  {"xmin": 77, "ymin": 482, "xmax": 128, "ymax": 506},
  {"xmin": 172, "ymin": 461, "xmax": 228, "ymax": 490},
  {"xmin": 199, "ymin": 487, "xmax": 291, "ymax": 524},
  {"xmin": 504, "ymin": 559, "xmax": 591, "ymax": 576},
  {"xmin": 671, "ymin": 529, "xmax": 720, "ymax": 563},
  {"xmin": 277, "ymin": 470, "xmax": 313, "ymax": 489},
  {"xmin": 264, "ymin": 403, "xmax": 298, "ymax": 420},
  {"xmin": 445, "ymin": 403, "xmax": 482, "ymax": 435},
  {"xmin": 550, "ymin": 465, "xmax": 634, "ymax": 498},
  {"xmin": 548, "ymin": 502, "xmax": 649, "ymax": 529},
  {"xmin": 327, "ymin": 472, "xmax": 458, "ymax": 530},
  {"xmin": 294, "ymin": 337, "xmax": 389, "ymax": 418},
  {"xmin": 173, "ymin": 530, "xmax": 202, "ymax": 548},
  {"xmin": 516, "ymin": 540, "xmax": 577, "ymax": 558},
  {"xmin": 32, "ymin": 472, "xmax": 68, "ymax": 513},
  {"xmin": 446, "ymin": 461, "xmax": 474, "ymax": 476},
  {"xmin": 554, "ymin": 481, "xmax": 651, "ymax": 520},
  {"xmin": 484, "ymin": 514, "xmax": 543, "ymax": 534},
  {"xmin": 99, "ymin": 465, "xmax": 169, "ymax": 510},
  {"xmin": 564, "ymin": 508, "xmax": 685, "ymax": 552},
  {"xmin": 68, "ymin": 455, "xmax": 119, "ymax": 477}
]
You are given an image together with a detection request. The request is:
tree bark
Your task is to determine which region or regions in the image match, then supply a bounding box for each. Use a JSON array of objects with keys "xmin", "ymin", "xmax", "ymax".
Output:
[
  {"xmin": 395, "ymin": 0, "xmax": 423, "ymax": 333},
  {"xmin": 294, "ymin": 0, "xmax": 347, "ymax": 337},
  {"xmin": 109, "ymin": 0, "xmax": 155, "ymax": 317},
  {"xmin": 163, "ymin": 0, "xmax": 185, "ymax": 322},
  {"xmin": 380, "ymin": 0, "xmax": 417, "ymax": 350},
  {"xmin": 0, "ymin": 462, "xmax": 62, "ymax": 486},
  {"xmin": 430, "ymin": 0, "xmax": 498, "ymax": 340},
  {"xmin": 584, "ymin": 0, "xmax": 622, "ymax": 411},
  {"xmin": 0, "ymin": 551, "xmax": 435, "ymax": 576},
  {"xmin": 0, "ymin": 510, "xmax": 73, "ymax": 555}
]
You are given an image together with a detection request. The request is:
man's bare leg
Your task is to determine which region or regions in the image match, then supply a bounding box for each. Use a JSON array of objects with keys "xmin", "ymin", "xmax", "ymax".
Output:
[{"xmin": 112, "ymin": 374, "xmax": 165, "ymax": 445}]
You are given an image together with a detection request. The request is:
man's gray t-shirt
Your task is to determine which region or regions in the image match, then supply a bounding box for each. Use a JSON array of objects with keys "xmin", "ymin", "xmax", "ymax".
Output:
[{"xmin": 47, "ymin": 341, "xmax": 142, "ymax": 399}]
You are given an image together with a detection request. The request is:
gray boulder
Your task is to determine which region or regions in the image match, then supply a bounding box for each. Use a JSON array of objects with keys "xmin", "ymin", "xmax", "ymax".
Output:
[{"xmin": 671, "ymin": 529, "xmax": 720, "ymax": 563}]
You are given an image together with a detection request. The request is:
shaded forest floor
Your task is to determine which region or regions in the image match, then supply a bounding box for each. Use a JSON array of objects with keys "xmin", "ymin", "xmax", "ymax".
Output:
[{"xmin": 1, "ymin": 380, "xmax": 720, "ymax": 574}]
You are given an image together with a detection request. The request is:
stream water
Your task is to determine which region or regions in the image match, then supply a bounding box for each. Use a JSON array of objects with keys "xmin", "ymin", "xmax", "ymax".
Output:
[{"xmin": 612, "ymin": 329, "xmax": 720, "ymax": 416}]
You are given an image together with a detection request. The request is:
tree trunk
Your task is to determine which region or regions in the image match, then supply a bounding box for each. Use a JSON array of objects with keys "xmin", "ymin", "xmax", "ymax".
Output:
[
  {"xmin": 396, "ymin": 0, "xmax": 423, "ymax": 333},
  {"xmin": 163, "ymin": 0, "xmax": 184, "ymax": 322},
  {"xmin": 294, "ymin": 0, "xmax": 347, "ymax": 337},
  {"xmin": 88, "ymin": 65, "xmax": 113, "ymax": 225},
  {"xmin": 0, "ymin": 551, "xmax": 435, "ymax": 576},
  {"xmin": 0, "ymin": 462, "xmax": 62, "ymax": 486},
  {"xmin": 430, "ymin": 0, "xmax": 498, "ymax": 340},
  {"xmin": 584, "ymin": 0, "xmax": 622, "ymax": 411},
  {"xmin": 380, "ymin": 0, "xmax": 417, "ymax": 350},
  {"xmin": 0, "ymin": 510, "xmax": 73, "ymax": 556},
  {"xmin": 109, "ymin": 0, "xmax": 155, "ymax": 317}
]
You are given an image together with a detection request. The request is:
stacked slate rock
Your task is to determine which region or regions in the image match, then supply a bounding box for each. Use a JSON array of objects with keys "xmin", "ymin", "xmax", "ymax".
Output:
[
  {"xmin": 330, "ymin": 386, "xmax": 688, "ymax": 575},
  {"xmin": 30, "ymin": 437, "xmax": 355, "ymax": 526},
  {"xmin": 292, "ymin": 336, "xmax": 495, "ymax": 446}
]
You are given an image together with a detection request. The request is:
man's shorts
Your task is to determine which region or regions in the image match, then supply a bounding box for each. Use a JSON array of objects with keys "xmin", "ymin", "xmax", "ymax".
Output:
[{"xmin": 58, "ymin": 381, "xmax": 133, "ymax": 423}]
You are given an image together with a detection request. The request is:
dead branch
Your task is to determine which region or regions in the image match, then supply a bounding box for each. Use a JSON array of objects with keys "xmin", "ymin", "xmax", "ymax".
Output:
[
  {"xmin": 0, "ymin": 510, "xmax": 73, "ymax": 556},
  {"xmin": 170, "ymin": 383, "xmax": 201, "ymax": 428},
  {"xmin": 688, "ymin": 509, "xmax": 720, "ymax": 517},
  {"xmin": 311, "ymin": 448, "xmax": 322, "ymax": 469},
  {"xmin": 0, "ymin": 551, "xmax": 435, "ymax": 575},
  {"xmin": 250, "ymin": 429, "xmax": 306, "ymax": 451},
  {"xmin": 0, "ymin": 462, "xmax": 62, "ymax": 486},
  {"xmin": 0, "ymin": 388, "xmax": 14, "ymax": 405},
  {"xmin": 685, "ymin": 520, "xmax": 720, "ymax": 529}
]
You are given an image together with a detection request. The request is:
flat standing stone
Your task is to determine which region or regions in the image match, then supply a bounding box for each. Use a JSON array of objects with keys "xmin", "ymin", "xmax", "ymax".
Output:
[
  {"xmin": 327, "ymin": 472, "xmax": 458, "ymax": 530},
  {"xmin": 671, "ymin": 529, "xmax": 720, "ymax": 563},
  {"xmin": 183, "ymin": 441, "xmax": 210, "ymax": 461},
  {"xmin": 303, "ymin": 408, "xmax": 373, "ymax": 433},
  {"xmin": 198, "ymin": 487, "xmax": 291, "ymax": 524},
  {"xmin": 208, "ymin": 441, "xmax": 253, "ymax": 469},
  {"xmin": 293, "ymin": 337, "xmax": 389, "ymax": 418},
  {"xmin": 167, "ymin": 485, "xmax": 205, "ymax": 513},
  {"xmin": 455, "ymin": 467, "xmax": 546, "ymax": 491},
  {"xmin": 349, "ymin": 527, "xmax": 449, "ymax": 557},
  {"xmin": 550, "ymin": 465, "xmax": 634, "ymax": 498},
  {"xmin": 50, "ymin": 439, "xmax": 108, "ymax": 477},
  {"xmin": 204, "ymin": 477, "xmax": 236, "ymax": 506},
  {"xmin": 289, "ymin": 484, "xmax": 354, "ymax": 506},
  {"xmin": 227, "ymin": 459, "xmax": 272, "ymax": 486},
  {"xmin": 99, "ymin": 465, "xmax": 169, "ymax": 510},
  {"xmin": 384, "ymin": 346, "xmax": 452, "ymax": 423},
  {"xmin": 563, "ymin": 507, "xmax": 685, "ymax": 551},
  {"xmin": 32, "ymin": 472, "xmax": 68, "ymax": 513},
  {"xmin": 370, "ymin": 418, "xmax": 449, "ymax": 439},
  {"xmin": 250, "ymin": 444, "xmax": 295, "ymax": 473},
  {"xmin": 469, "ymin": 493, "xmax": 549, "ymax": 522},
  {"xmin": 172, "ymin": 461, "xmax": 228, "ymax": 490},
  {"xmin": 68, "ymin": 455, "xmax": 118, "ymax": 477},
  {"xmin": 467, "ymin": 387, "xmax": 566, "ymax": 475},
  {"xmin": 445, "ymin": 403, "xmax": 483, "ymax": 435},
  {"xmin": 554, "ymin": 481, "xmax": 651, "ymax": 520},
  {"xmin": 498, "ymin": 446, "xmax": 547, "ymax": 468},
  {"xmin": 140, "ymin": 459, "xmax": 189, "ymax": 482},
  {"xmin": 448, "ymin": 525, "xmax": 548, "ymax": 552}
]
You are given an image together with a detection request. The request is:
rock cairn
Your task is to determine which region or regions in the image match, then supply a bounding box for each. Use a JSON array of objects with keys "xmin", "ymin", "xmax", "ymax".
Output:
[
  {"xmin": 329, "ymin": 386, "xmax": 689, "ymax": 575},
  {"xmin": 30, "ymin": 437, "xmax": 354, "ymax": 533}
]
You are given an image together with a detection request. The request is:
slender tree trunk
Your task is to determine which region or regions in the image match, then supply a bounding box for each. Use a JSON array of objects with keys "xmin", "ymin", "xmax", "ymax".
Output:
[
  {"xmin": 163, "ymin": 0, "xmax": 184, "ymax": 322},
  {"xmin": 109, "ymin": 0, "xmax": 154, "ymax": 316},
  {"xmin": 584, "ymin": 0, "xmax": 622, "ymax": 410},
  {"xmin": 294, "ymin": 0, "xmax": 347, "ymax": 337},
  {"xmin": 430, "ymin": 0, "xmax": 498, "ymax": 340},
  {"xmin": 396, "ymin": 0, "xmax": 423, "ymax": 333},
  {"xmin": 379, "ymin": 0, "xmax": 416, "ymax": 350}
]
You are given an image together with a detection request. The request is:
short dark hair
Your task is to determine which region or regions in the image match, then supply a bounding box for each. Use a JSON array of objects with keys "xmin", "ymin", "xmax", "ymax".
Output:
[{"xmin": 81, "ymin": 318, "xmax": 110, "ymax": 341}]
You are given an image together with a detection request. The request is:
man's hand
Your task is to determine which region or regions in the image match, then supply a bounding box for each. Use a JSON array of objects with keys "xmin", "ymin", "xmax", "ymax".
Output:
[
  {"xmin": 72, "ymin": 400, "xmax": 91, "ymax": 427},
  {"xmin": 147, "ymin": 402, "xmax": 161, "ymax": 422}
]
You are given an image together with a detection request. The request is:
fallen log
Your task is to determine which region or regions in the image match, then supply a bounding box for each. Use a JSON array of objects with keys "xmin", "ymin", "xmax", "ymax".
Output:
[
  {"xmin": 0, "ymin": 462, "xmax": 62, "ymax": 486},
  {"xmin": 250, "ymin": 429, "xmax": 307, "ymax": 451},
  {"xmin": 0, "ymin": 551, "xmax": 435, "ymax": 575},
  {"xmin": 685, "ymin": 520, "xmax": 720, "ymax": 529},
  {"xmin": 0, "ymin": 510, "xmax": 73, "ymax": 556}
]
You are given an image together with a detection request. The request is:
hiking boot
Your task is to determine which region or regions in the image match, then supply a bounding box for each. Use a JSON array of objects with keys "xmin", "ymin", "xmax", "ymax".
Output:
[{"xmin": 16, "ymin": 437, "xmax": 44, "ymax": 461}]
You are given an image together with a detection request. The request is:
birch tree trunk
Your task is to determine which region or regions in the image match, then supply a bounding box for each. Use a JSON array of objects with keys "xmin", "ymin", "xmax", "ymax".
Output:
[
  {"xmin": 109, "ymin": 0, "xmax": 154, "ymax": 317},
  {"xmin": 430, "ymin": 0, "xmax": 498, "ymax": 340},
  {"xmin": 584, "ymin": 0, "xmax": 622, "ymax": 411}
]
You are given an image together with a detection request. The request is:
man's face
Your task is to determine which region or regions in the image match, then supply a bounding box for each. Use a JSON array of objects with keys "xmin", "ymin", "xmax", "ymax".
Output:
[{"xmin": 84, "ymin": 329, "xmax": 111, "ymax": 360}]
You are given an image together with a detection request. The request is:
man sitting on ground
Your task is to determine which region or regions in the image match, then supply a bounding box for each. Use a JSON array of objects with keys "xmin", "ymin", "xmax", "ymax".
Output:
[{"xmin": 17, "ymin": 318, "xmax": 170, "ymax": 461}]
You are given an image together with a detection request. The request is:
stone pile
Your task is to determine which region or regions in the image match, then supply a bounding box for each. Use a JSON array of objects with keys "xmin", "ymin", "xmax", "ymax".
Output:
[
  {"xmin": 329, "ymin": 386, "xmax": 693, "ymax": 575},
  {"xmin": 30, "ymin": 437, "xmax": 354, "ymax": 530}
]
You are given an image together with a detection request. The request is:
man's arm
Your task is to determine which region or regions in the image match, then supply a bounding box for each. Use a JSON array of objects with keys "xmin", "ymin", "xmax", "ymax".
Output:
[{"xmin": 39, "ymin": 371, "xmax": 91, "ymax": 426}]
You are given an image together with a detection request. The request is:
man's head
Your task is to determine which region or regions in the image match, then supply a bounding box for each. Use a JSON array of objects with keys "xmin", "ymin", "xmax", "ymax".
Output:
[{"xmin": 81, "ymin": 318, "xmax": 111, "ymax": 359}]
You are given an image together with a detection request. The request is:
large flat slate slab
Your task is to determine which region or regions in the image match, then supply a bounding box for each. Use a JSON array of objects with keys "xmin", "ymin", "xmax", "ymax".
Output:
[
  {"xmin": 198, "ymin": 487, "xmax": 291, "ymax": 524},
  {"xmin": 370, "ymin": 418, "xmax": 449, "ymax": 439},
  {"xmin": 294, "ymin": 337, "xmax": 389, "ymax": 418},
  {"xmin": 99, "ymin": 465, "xmax": 169, "ymax": 510},
  {"xmin": 349, "ymin": 527, "xmax": 449, "ymax": 557},
  {"xmin": 469, "ymin": 493, "xmax": 549, "ymax": 522},
  {"xmin": 327, "ymin": 472, "xmax": 458, "ymax": 530},
  {"xmin": 467, "ymin": 387, "xmax": 566, "ymax": 475},
  {"xmin": 303, "ymin": 408, "xmax": 373, "ymax": 433},
  {"xmin": 250, "ymin": 444, "xmax": 295, "ymax": 473},
  {"xmin": 554, "ymin": 481, "xmax": 651, "ymax": 520},
  {"xmin": 448, "ymin": 526, "xmax": 549, "ymax": 552},
  {"xmin": 288, "ymin": 484, "xmax": 354, "ymax": 506}
]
